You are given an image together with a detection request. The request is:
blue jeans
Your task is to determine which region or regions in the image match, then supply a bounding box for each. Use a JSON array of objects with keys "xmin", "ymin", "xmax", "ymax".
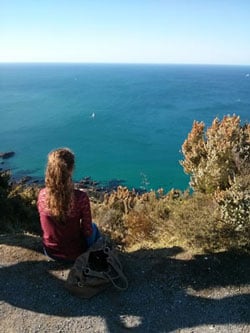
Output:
[{"xmin": 85, "ymin": 222, "xmax": 101, "ymax": 248}]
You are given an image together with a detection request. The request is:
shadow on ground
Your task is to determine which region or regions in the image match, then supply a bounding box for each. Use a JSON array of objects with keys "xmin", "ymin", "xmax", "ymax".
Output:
[{"xmin": 1, "ymin": 234, "xmax": 249, "ymax": 332}]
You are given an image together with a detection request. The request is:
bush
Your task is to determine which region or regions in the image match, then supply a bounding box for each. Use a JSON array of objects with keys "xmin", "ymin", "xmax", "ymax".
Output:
[
  {"xmin": 180, "ymin": 115, "xmax": 250, "ymax": 252},
  {"xmin": 214, "ymin": 173, "xmax": 250, "ymax": 251},
  {"xmin": 181, "ymin": 115, "xmax": 250, "ymax": 193},
  {"xmin": 0, "ymin": 170, "xmax": 41, "ymax": 233},
  {"xmin": 166, "ymin": 192, "xmax": 222, "ymax": 251},
  {"xmin": 91, "ymin": 186, "xmax": 173, "ymax": 247},
  {"xmin": 0, "ymin": 171, "xmax": 12, "ymax": 227}
]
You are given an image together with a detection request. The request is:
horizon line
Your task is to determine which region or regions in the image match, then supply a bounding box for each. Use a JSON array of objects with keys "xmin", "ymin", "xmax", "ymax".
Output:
[{"xmin": 0, "ymin": 61, "xmax": 250, "ymax": 67}]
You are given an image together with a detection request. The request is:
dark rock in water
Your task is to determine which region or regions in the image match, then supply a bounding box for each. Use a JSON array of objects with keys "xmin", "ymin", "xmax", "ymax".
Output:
[
  {"xmin": 18, "ymin": 176, "xmax": 33, "ymax": 184},
  {"xmin": 105, "ymin": 179, "xmax": 126, "ymax": 190},
  {"xmin": 75, "ymin": 176, "xmax": 108, "ymax": 202},
  {"xmin": 78, "ymin": 176, "xmax": 98, "ymax": 188},
  {"xmin": 0, "ymin": 151, "xmax": 15, "ymax": 159}
]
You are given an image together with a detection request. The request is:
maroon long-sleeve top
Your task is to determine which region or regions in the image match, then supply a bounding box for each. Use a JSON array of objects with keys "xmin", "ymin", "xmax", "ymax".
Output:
[{"xmin": 37, "ymin": 188, "xmax": 93, "ymax": 261}]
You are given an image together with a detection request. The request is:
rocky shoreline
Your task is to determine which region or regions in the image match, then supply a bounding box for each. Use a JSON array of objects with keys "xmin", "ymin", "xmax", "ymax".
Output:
[{"xmin": 0, "ymin": 150, "xmax": 146, "ymax": 200}]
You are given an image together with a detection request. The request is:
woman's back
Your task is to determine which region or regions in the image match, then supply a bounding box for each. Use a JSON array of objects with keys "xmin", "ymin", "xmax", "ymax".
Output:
[
  {"xmin": 37, "ymin": 147, "xmax": 94, "ymax": 261},
  {"xmin": 38, "ymin": 188, "xmax": 93, "ymax": 260}
]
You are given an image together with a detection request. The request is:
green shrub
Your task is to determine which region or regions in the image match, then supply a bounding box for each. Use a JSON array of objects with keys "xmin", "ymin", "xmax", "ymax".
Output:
[
  {"xmin": 180, "ymin": 115, "xmax": 250, "ymax": 252},
  {"xmin": 214, "ymin": 173, "xmax": 250, "ymax": 251},
  {"xmin": 0, "ymin": 171, "xmax": 40, "ymax": 233},
  {"xmin": 165, "ymin": 192, "xmax": 222, "ymax": 251},
  {"xmin": 181, "ymin": 115, "xmax": 250, "ymax": 193}
]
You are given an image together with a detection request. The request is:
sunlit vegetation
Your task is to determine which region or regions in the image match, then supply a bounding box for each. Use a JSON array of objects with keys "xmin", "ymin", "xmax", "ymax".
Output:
[{"xmin": 0, "ymin": 170, "xmax": 40, "ymax": 233}]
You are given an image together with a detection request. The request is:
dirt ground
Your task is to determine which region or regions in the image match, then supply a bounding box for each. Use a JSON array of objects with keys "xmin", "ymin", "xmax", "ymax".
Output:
[{"xmin": 0, "ymin": 233, "xmax": 249, "ymax": 333}]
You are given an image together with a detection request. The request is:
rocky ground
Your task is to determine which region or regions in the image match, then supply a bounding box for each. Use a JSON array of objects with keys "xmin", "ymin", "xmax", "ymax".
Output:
[{"xmin": 0, "ymin": 233, "xmax": 249, "ymax": 333}]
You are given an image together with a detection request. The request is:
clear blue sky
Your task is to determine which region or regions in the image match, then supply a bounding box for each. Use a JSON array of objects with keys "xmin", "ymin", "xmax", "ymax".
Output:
[{"xmin": 1, "ymin": 0, "xmax": 250, "ymax": 65}]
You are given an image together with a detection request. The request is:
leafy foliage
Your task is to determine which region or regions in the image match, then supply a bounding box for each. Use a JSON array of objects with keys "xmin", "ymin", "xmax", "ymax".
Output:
[
  {"xmin": 0, "ymin": 170, "xmax": 40, "ymax": 233},
  {"xmin": 91, "ymin": 186, "xmax": 222, "ymax": 251},
  {"xmin": 181, "ymin": 115, "xmax": 250, "ymax": 193},
  {"xmin": 180, "ymin": 115, "xmax": 250, "ymax": 252},
  {"xmin": 214, "ymin": 173, "xmax": 250, "ymax": 250}
]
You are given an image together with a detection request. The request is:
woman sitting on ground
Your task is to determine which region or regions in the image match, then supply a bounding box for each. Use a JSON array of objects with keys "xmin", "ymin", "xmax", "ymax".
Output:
[{"xmin": 37, "ymin": 148, "xmax": 100, "ymax": 263}]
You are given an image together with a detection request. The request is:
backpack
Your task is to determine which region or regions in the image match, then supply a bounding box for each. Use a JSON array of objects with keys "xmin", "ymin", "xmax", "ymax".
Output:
[{"xmin": 65, "ymin": 237, "xmax": 128, "ymax": 298}]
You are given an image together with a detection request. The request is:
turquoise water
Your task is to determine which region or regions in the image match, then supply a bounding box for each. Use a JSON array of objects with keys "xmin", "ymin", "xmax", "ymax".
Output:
[{"xmin": 1, "ymin": 63, "xmax": 250, "ymax": 191}]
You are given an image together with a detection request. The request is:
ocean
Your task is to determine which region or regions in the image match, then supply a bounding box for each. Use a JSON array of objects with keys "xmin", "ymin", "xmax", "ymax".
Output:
[{"xmin": 0, "ymin": 63, "xmax": 249, "ymax": 191}]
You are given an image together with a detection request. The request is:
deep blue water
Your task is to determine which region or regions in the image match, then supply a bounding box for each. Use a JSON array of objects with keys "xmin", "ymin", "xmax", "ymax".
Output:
[{"xmin": 0, "ymin": 63, "xmax": 249, "ymax": 191}]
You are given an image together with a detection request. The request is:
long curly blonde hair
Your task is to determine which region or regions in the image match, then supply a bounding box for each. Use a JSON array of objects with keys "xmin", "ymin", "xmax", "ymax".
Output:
[{"xmin": 45, "ymin": 148, "xmax": 75, "ymax": 221}]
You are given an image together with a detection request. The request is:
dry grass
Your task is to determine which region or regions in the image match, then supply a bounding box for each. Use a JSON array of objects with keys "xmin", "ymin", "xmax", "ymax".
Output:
[{"xmin": 91, "ymin": 186, "xmax": 249, "ymax": 253}]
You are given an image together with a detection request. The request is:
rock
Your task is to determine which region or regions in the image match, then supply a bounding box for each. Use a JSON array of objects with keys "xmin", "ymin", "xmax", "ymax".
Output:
[
  {"xmin": 0, "ymin": 151, "xmax": 15, "ymax": 159},
  {"xmin": 18, "ymin": 176, "xmax": 32, "ymax": 184}
]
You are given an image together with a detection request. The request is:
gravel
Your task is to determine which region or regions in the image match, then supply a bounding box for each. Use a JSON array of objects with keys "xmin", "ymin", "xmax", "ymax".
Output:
[{"xmin": 0, "ymin": 234, "xmax": 249, "ymax": 333}]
